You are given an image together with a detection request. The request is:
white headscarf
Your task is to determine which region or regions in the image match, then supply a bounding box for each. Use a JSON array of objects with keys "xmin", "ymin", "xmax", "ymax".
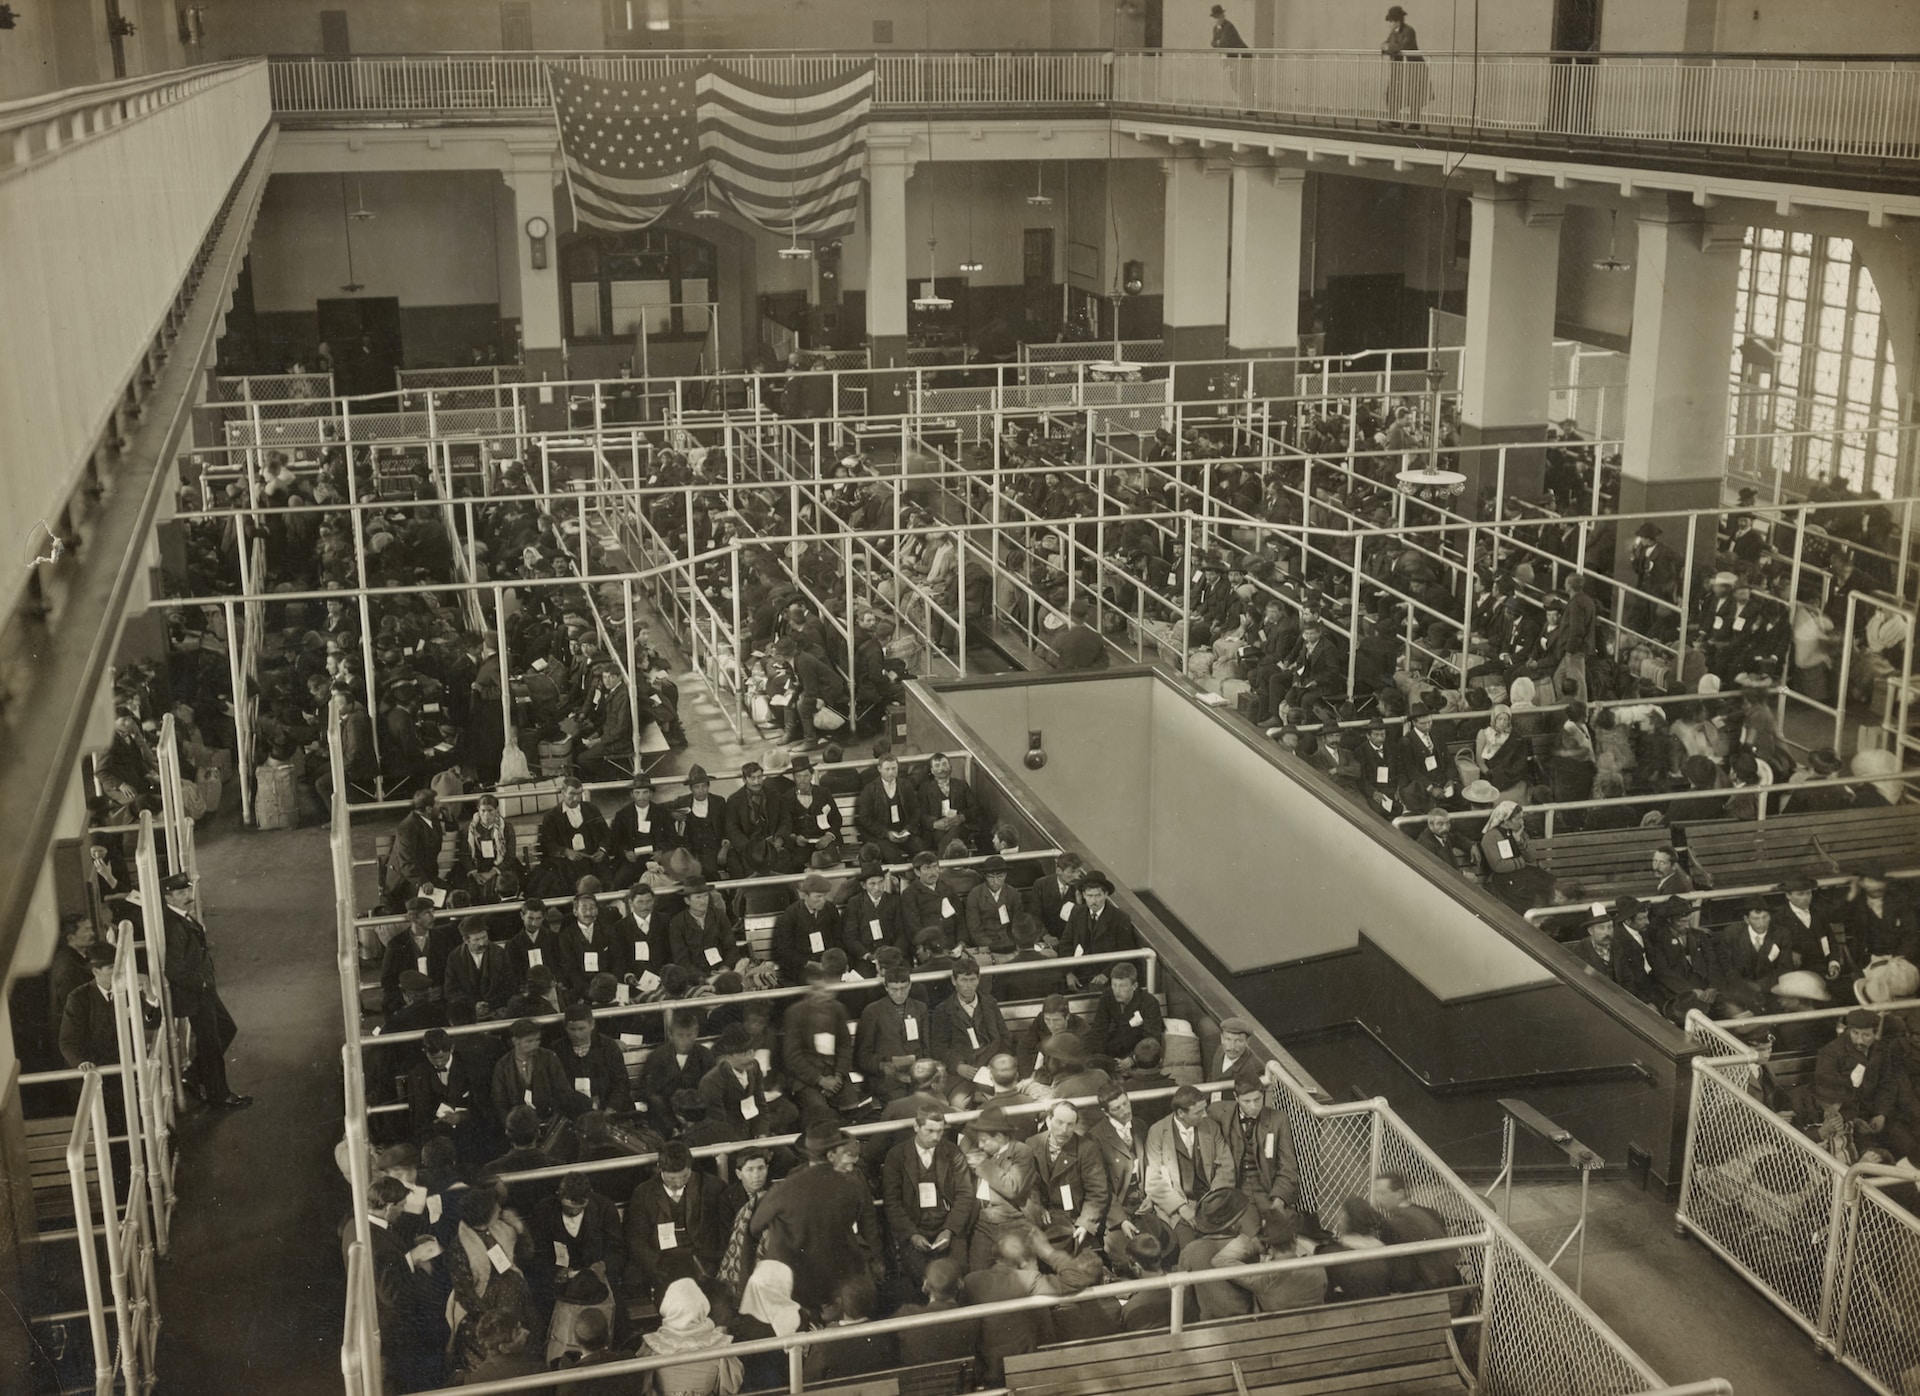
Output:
[{"xmin": 740, "ymin": 1258, "xmax": 802, "ymax": 1336}]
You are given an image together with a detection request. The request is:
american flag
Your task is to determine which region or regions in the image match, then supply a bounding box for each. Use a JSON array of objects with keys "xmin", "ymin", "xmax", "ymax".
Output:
[{"xmin": 547, "ymin": 62, "xmax": 873, "ymax": 239}]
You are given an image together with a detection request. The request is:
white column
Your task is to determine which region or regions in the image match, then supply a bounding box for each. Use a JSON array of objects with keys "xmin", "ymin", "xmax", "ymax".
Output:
[
  {"xmin": 505, "ymin": 151, "xmax": 563, "ymax": 368},
  {"xmin": 1228, "ymin": 164, "xmax": 1304, "ymax": 355},
  {"xmin": 1461, "ymin": 182, "xmax": 1561, "ymax": 433},
  {"xmin": 865, "ymin": 137, "xmax": 913, "ymax": 364}
]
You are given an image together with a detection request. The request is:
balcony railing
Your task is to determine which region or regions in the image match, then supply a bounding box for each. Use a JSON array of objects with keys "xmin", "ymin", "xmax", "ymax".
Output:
[
  {"xmin": 1114, "ymin": 49, "xmax": 1920, "ymax": 161},
  {"xmin": 266, "ymin": 49, "xmax": 1113, "ymax": 116},
  {"xmin": 266, "ymin": 48, "xmax": 1920, "ymax": 166}
]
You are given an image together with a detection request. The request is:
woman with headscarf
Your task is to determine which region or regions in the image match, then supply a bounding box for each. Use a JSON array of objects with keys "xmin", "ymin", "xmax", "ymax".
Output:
[
  {"xmin": 642, "ymin": 1279, "xmax": 743, "ymax": 1396},
  {"xmin": 715, "ymin": 1148, "xmax": 776, "ymax": 1300},
  {"xmin": 444, "ymin": 1186, "xmax": 538, "ymax": 1381},
  {"xmin": 1473, "ymin": 705, "xmax": 1533, "ymax": 804},
  {"xmin": 1480, "ymin": 801, "xmax": 1553, "ymax": 912},
  {"xmin": 732, "ymin": 1259, "xmax": 805, "ymax": 1392}
]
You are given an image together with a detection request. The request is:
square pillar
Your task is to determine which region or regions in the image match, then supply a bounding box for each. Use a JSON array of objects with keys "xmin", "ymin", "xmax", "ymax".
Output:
[
  {"xmin": 1459, "ymin": 182, "xmax": 1562, "ymax": 504},
  {"xmin": 1620, "ymin": 198, "xmax": 1741, "ymax": 513},
  {"xmin": 506, "ymin": 156, "xmax": 564, "ymax": 381},
  {"xmin": 1229, "ymin": 164, "xmax": 1305, "ymax": 397},
  {"xmin": 865, "ymin": 138, "xmax": 913, "ymax": 413},
  {"xmin": 1162, "ymin": 155, "xmax": 1230, "ymax": 397}
]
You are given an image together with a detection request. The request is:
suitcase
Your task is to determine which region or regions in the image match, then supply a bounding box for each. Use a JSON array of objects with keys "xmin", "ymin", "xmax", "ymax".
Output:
[
  {"xmin": 254, "ymin": 760, "xmax": 297, "ymax": 830},
  {"xmin": 497, "ymin": 780, "xmax": 560, "ymax": 819}
]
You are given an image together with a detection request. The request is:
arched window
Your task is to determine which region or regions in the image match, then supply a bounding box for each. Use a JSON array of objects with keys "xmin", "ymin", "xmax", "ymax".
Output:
[
  {"xmin": 1729, "ymin": 228, "xmax": 1903, "ymax": 497},
  {"xmin": 561, "ymin": 227, "xmax": 716, "ymax": 343}
]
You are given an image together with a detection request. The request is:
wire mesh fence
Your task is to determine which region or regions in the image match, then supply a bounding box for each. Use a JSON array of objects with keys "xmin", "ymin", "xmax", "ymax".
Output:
[
  {"xmin": 1480, "ymin": 1231, "xmax": 1662, "ymax": 1396},
  {"xmin": 1833, "ymin": 1182, "xmax": 1920, "ymax": 1394}
]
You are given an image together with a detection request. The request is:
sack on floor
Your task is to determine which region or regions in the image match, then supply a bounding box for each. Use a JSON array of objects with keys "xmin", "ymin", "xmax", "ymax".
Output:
[
  {"xmin": 197, "ymin": 768, "xmax": 224, "ymax": 818},
  {"xmin": 254, "ymin": 760, "xmax": 297, "ymax": 831},
  {"xmin": 498, "ymin": 734, "xmax": 532, "ymax": 784},
  {"xmin": 813, "ymin": 704, "xmax": 848, "ymax": 733},
  {"xmin": 178, "ymin": 775, "xmax": 206, "ymax": 822}
]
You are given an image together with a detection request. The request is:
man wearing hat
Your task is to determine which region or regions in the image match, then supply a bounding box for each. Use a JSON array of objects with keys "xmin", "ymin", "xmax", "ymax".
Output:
[
  {"xmin": 770, "ymin": 873, "xmax": 843, "ymax": 985},
  {"xmin": 899, "ymin": 850, "xmax": 960, "ymax": 947},
  {"xmin": 881, "ymin": 1104, "xmax": 977, "ymax": 1291},
  {"xmin": 1604, "ymin": 896, "xmax": 1661, "ymax": 1008},
  {"xmin": 1176, "ymin": 1187, "xmax": 1261, "ymax": 1320},
  {"xmin": 749, "ymin": 1122, "xmax": 881, "ymax": 1307},
  {"xmin": 1648, "ymin": 896, "xmax": 1724, "ymax": 1025},
  {"xmin": 669, "ymin": 765, "xmax": 730, "ymax": 879},
  {"xmin": 1813, "ymin": 1009, "xmax": 1896, "ymax": 1154},
  {"xmin": 1143, "ymin": 1085, "xmax": 1234, "ymax": 1250},
  {"xmin": 1773, "ymin": 873, "xmax": 1850, "ymax": 984},
  {"xmin": 484, "ymin": 1102, "xmax": 559, "ymax": 1177},
  {"xmin": 1063, "ymin": 871, "xmax": 1136, "ymax": 989},
  {"xmin": 1784, "ymin": 747, "xmax": 1853, "ymax": 813},
  {"xmin": 667, "ymin": 875, "xmax": 739, "ymax": 975},
  {"xmin": 961, "ymin": 1104, "xmax": 1040, "ymax": 1273},
  {"xmin": 962, "ymin": 854, "xmax": 1024, "ymax": 961},
  {"xmin": 1396, "ymin": 700, "xmax": 1451, "ymax": 793},
  {"xmin": 1629, "ymin": 521, "xmax": 1682, "ymax": 637},
  {"xmin": 381, "ymin": 898, "xmax": 457, "ymax": 1017},
  {"xmin": 1357, "ymin": 716, "xmax": 1399, "ymax": 818},
  {"xmin": 157, "ymin": 873, "xmax": 252, "ymax": 1108},
  {"xmin": 916, "ymin": 751, "xmax": 980, "ymax": 854},
  {"xmin": 725, "ymin": 760, "xmax": 792, "ymax": 879},
  {"xmin": 608, "ymin": 774, "xmax": 665, "ymax": 887},
  {"xmin": 784, "ymin": 754, "xmax": 843, "ymax": 868},
  {"xmin": 844, "ymin": 860, "xmax": 904, "ymax": 963},
  {"xmin": 1208, "ymin": 1071, "xmax": 1299, "ymax": 1217},
  {"xmin": 1842, "ymin": 869, "xmax": 1920, "ymax": 963},
  {"xmin": 383, "ymin": 789, "xmax": 443, "ymax": 912}
]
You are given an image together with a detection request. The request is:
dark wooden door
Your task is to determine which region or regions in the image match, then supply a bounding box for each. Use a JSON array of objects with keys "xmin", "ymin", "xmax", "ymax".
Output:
[
  {"xmin": 501, "ymin": 2, "xmax": 533, "ymax": 50},
  {"xmin": 319, "ymin": 10, "xmax": 350, "ymax": 56},
  {"xmin": 1551, "ymin": 0, "xmax": 1602, "ymax": 52}
]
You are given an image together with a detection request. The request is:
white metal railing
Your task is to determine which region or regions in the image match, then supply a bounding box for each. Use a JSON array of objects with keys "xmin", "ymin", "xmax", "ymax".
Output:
[
  {"xmin": 1116, "ymin": 49, "xmax": 1920, "ymax": 161},
  {"xmin": 267, "ymin": 50, "xmax": 1112, "ymax": 116}
]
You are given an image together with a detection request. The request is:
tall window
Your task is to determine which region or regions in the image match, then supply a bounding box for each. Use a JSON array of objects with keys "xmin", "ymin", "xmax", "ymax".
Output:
[
  {"xmin": 560, "ymin": 228, "xmax": 716, "ymax": 343},
  {"xmin": 1729, "ymin": 228, "xmax": 1904, "ymax": 497}
]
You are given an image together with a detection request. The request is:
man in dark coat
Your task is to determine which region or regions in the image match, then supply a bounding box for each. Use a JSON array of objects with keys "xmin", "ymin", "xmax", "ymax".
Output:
[
  {"xmin": 384, "ymin": 790, "xmax": 444, "ymax": 908},
  {"xmin": 538, "ymin": 777, "xmax": 612, "ymax": 882},
  {"xmin": 529, "ymin": 1171, "xmax": 626, "ymax": 1302},
  {"xmin": 625, "ymin": 1140, "xmax": 730, "ymax": 1299},
  {"xmin": 770, "ymin": 874, "xmax": 842, "ymax": 986},
  {"xmin": 1086, "ymin": 962, "xmax": 1163, "ymax": 1062},
  {"xmin": 854, "ymin": 756, "xmax": 923, "ymax": 860},
  {"xmin": 608, "ymin": 774, "xmax": 666, "ymax": 887},
  {"xmin": 1064, "ymin": 872, "xmax": 1136, "ymax": 987},
  {"xmin": 381, "ymin": 900, "xmax": 457, "ymax": 1017},
  {"xmin": 880, "ymin": 1104, "xmax": 977, "ymax": 1291},
  {"xmin": 158, "ymin": 874, "xmax": 251, "ymax": 1107},
  {"xmin": 442, "ymin": 919, "xmax": 515, "ymax": 1023},
  {"xmin": 1208, "ymin": 1070, "xmax": 1300, "ymax": 1215},
  {"xmin": 723, "ymin": 760, "xmax": 792, "ymax": 877},
  {"xmin": 749, "ymin": 1125, "xmax": 883, "ymax": 1308}
]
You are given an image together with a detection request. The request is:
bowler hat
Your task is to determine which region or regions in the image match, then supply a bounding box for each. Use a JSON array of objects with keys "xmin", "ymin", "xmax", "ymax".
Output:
[
  {"xmin": 802, "ymin": 1121, "xmax": 853, "ymax": 1154},
  {"xmin": 1044, "ymin": 1031, "xmax": 1089, "ymax": 1067},
  {"xmin": 1194, "ymin": 1187, "xmax": 1253, "ymax": 1235},
  {"xmin": 1845, "ymin": 1008, "xmax": 1880, "ymax": 1029},
  {"xmin": 981, "ymin": 855, "xmax": 1009, "ymax": 874},
  {"xmin": 971, "ymin": 1106, "xmax": 1016, "ymax": 1137}
]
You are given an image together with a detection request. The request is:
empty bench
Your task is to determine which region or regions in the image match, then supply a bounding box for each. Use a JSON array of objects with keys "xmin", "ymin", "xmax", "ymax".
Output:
[{"xmin": 1004, "ymin": 1291, "xmax": 1467, "ymax": 1396}]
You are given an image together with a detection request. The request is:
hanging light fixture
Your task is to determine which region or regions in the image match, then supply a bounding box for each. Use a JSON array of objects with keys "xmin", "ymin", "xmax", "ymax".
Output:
[
  {"xmin": 959, "ymin": 166, "xmax": 983, "ymax": 273},
  {"xmin": 1592, "ymin": 209, "xmax": 1632, "ymax": 273},
  {"xmin": 914, "ymin": 238, "xmax": 953, "ymax": 311},
  {"xmin": 338, "ymin": 174, "xmax": 366, "ymax": 293},
  {"xmin": 776, "ymin": 200, "xmax": 810, "ymax": 259},
  {"xmin": 1027, "ymin": 162, "xmax": 1053, "ymax": 207},
  {"xmin": 693, "ymin": 173, "xmax": 719, "ymax": 221}
]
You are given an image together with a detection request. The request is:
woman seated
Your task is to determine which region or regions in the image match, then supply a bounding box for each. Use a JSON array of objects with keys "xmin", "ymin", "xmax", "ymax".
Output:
[
  {"xmin": 1480, "ymin": 801, "xmax": 1554, "ymax": 912},
  {"xmin": 458, "ymin": 793, "xmax": 522, "ymax": 901},
  {"xmin": 1472, "ymin": 705, "xmax": 1533, "ymax": 804}
]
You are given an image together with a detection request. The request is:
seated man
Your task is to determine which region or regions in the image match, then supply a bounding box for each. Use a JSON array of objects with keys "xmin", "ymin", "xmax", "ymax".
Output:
[
  {"xmin": 537, "ymin": 777, "xmax": 612, "ymax": 881},
  {"xmin": 1087, "ymin": 961, "xmax": 1163, "ymax": 1062},
  {"xmin": 881, "ymin": 1105, "xmax": 978, "ymax": 1292},
  {"xmin": 1028, "ymin": 1099, "xmax": 1111, "ymax": 1248},
  {"xmin": 1143, "ymin": 1085, "xmax": 1233, "ymax": 1251},
  {"xmin": 781, "ymin": 962, "xmax": 866, "ymax": 1125},
  {"xmin": 624, "ymin": 1140, "xmax": 729, "ymax": 1301},
  {"xmin": 855, "ymin": 964, "xmax": 932, "ymax": 1103}
]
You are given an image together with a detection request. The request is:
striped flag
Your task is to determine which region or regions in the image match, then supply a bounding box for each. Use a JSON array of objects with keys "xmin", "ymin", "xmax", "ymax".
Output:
[{"xmin": 547, "ymin": 61, "xmax": 873, "ymax": 240}]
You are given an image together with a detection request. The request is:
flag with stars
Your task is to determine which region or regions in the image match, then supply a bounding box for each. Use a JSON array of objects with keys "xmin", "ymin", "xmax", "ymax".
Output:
[
  {"xmin": 548, "ymin": 65, "xmax": 702, "ymax": 231},
  {"xmin": 547, "ymin": 61, "xmax": 874, "ymax": 239}
]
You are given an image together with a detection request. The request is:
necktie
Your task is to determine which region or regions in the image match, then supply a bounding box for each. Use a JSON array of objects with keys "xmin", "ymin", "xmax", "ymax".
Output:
[{"xmin": 1239, "ymin": 1113, "xmax": 1259, "ymax": 1182}]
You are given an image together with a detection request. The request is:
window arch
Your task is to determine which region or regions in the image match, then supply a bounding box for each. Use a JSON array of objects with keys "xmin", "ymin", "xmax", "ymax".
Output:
[{"xmin": 1729, "ymin": 228, "xmax": 1904, "ymax": 497}]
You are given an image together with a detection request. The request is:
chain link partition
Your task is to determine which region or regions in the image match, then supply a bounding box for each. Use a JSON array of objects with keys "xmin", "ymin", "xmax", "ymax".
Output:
[{"xmin": 1833, "ymin": 1181, "xmax": 1920, "ymax": 1394}]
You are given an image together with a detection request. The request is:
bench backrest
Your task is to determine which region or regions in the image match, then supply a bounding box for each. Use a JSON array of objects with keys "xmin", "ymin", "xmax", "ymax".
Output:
[{"xmin": 1003, "ymin": 1291, "xmax": 1459, "ymax": 1396}]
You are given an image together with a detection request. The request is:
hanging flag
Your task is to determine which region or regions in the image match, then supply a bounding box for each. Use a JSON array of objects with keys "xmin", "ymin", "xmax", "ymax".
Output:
[
  {"xmin": 547, "ymin": 65, "xmax": 703, "ymax": 232},
  {"xmin": 700, "ymin": 63, "xmax": 873, "ymax": 241},
  {"xmin": 547, "ymin": 61, "xmax": 874, "ymax": 240}
]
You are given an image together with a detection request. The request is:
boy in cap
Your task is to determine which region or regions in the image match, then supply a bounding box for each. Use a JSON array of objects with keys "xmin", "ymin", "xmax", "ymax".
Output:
[
  {"xmin": 771, "ymin": 872, "xmax": 842, "ymax": 985},
  {"xmin": 963, "ymin": 853, "xmax": 1024, "ymax": 961}
]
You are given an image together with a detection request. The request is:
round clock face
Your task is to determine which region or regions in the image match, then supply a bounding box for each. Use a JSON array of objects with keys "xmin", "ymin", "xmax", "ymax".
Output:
[{"xmin": 525, "ymin": 217, "xmax": 550, "ymax": 240}]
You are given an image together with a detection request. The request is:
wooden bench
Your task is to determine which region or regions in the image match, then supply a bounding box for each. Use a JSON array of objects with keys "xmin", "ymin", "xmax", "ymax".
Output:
[
  {"xmin": 1003, "ymin": 1292, "xmax": 1466, "ymax": 1396},
  {"xmin": 1532, "ymin": 805, "xmax": 1920, "ymax": 901},
  {"xmin": 26, "ymin": 1114, "xmax": 88, "ymax": 1226},
  {"xmin": 809, "ymin": 1357, "xmax": 970, "ymax": 1396}
]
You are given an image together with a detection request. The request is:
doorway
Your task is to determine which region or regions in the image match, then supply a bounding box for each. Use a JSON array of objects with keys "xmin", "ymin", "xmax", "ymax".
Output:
[
  {"xmin": 319, "ymin": 10, "xmax": 350, "ymax": 56},
  {"xmin": 104, "ymin": 0, "xmax": 127, "ymax": 78},
  {"xmin": 501, "ymin": 2, "xmax": 533, "ymax": 50},
  {"xmin": 1023, "ymin": 227, "xmax": 1056, "ymax": 336},
  {"xmin": 1551, "ymin": 0, "xmax": 1602, "ymax": 52},
  {"xmin": 317, "ymin": 298, "xmax": 403, "ymax": 398}
]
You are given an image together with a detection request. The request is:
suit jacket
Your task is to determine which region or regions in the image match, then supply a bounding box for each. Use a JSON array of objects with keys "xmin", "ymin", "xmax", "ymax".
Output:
[
  {"xmin": 554, "ymin": 1033, "xmax": 634, "ymax": 1115},
  {"xmin": 749, "ymin": 1163, "xmax": 881, "ymax": 1307},
  {"xmin": 1715, "ymin": 923, "xmax": 1793, "ymax": 991},
  {"xmin": 442, "ymin": 943, "xmax": 516, "ymax": 1018},
  {"xmin": 1065, "ymin": 903, "xmax": 1136, "ymax": 961},
  {"xmin": 881, "ymin": 1136, "xmax": 977, "ymax": 1243},
  {"xmin": 1143, "ymin": 1114, "xmax": 1233, "ymax": 1225},
  {"xmin": 667, "ymin": 904, "xmax": 738, "ymax": 973},
  {"xmin": 855, "ymin": 778, "xmax": 921, "ymax": 846},
  {"xmin": 1088, "ymin": 989, "xmax": 1164, "ymax": 1060},
  {"xmin": 538, "ymin": 802, "xmax": 611, "ymax": 866},
  {"xmin": 723, "ymin": 787, "xmax": 792, "ymax": 873},
  {"xmin": 59, "ymin": 982, "xmax": 123, "ymax": 1068},
  {"xmin": 406, "ymin": 1051, "xmax": 483, "ymax": 1136},
  {"xmin": 161, "ymin": 908, "xmax": 220, "ymax": 1016},
  {"xmin": 386, "ymin": 811, "xmax": 444, "ymax": 893},
  {"xmin": 841, "ymin": 888, "xmax": 904, "ymax": 961},
  {"xmin": 556, "ymin": 916, "xmax": 625, "ymax": 997},
  {"xmin": 490, "ymin": 1046, "xmax": 573, "ymax": 1125},
  {"xmin": 380, "ymin": 924, "xmax": 457, "ymax": 1015},
  {"xmin": 930, "ymin": 990, "xmax": 1009, "ymax": 1073},
  {"xmin": 608, "ymin": 799, "xmax": 667, "ymax": 869},
  {"xmin": 1084, "ymin": 1112, "xmax": 1146, "ymax": 1228},
  {"xmin": 963, "ymin": 1264, "xmax": 1058, "ymax": 1382},
  {"xmin": 856, "ymin": 995, "xmax": 932, "ymax": 1079},
  {"xmin": 698, "ymin": 1059, "xmax": 772, "ymax": 1135},
  {"xmin": 530, "ymin": 1189, "xmax": 626, "ymax": 1290},
  {"xmin": 1028, "ymin": 1132, "xmax": 1111, "ymax": 1233},
  {"xmin": 963, "ymin": 881, "xmax": 1024, "ymax": 957},
  {"xmin": 502, "ymin": 925, "xmax": 564, "ymax": 991},
  {"xmin": 770, "ymin": 901, "xmax": 842, "ymax": 985},
  {"xmin": 1206, "ymin": 1101, "xmax": 1300, "ymax": 1209},
  {"xmin": 625, "ymin": 1170, "xmax": 730, "ymax": 1278},
  {"xmin": 899, "ymin": 878, "xmax": 961, "ymax": 941},
  {"xmin": 916, "ymin": 773, "xmax": 979, "ymax": 850}
]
